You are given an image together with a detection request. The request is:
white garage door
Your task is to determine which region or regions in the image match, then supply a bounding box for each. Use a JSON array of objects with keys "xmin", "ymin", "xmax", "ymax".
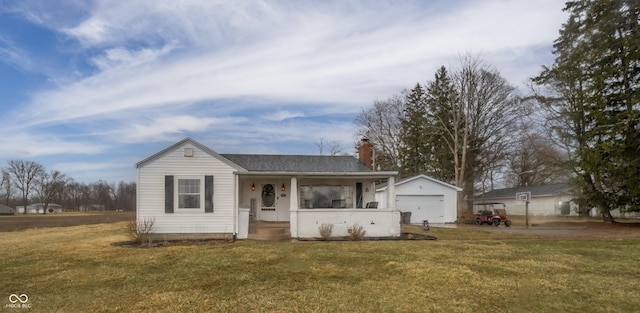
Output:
[{"xmin": 396, "ymin": 195, "xmax": 445, "ymax": 224}]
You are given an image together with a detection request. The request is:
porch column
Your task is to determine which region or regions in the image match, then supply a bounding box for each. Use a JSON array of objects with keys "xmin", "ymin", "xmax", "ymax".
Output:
[
  {"xmin": 289, "ymin": 177, "xmax": 299, "ymax": 238},
  {"xmin": 386, "ymin": 176, "xmax": 395, "ymax": 210}
]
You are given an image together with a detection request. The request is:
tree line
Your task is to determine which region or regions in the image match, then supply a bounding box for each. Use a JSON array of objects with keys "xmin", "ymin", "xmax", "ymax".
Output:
[
  {"xmin": 1, "ymin": 159, "xmax": 136, "ymax": 213},
  {"xmin": 354, "ymin": 0, "xmax": 639, "ymax": 220}
]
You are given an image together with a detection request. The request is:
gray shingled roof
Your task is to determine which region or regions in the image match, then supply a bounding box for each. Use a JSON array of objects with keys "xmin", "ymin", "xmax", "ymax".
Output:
[
  {"xmin": 221, "ymin": 154, "xmax": 372, "ymax": 173},
  {"xmin": 476, "ymin": 183, "xmax": 572, "ymax": 199}
]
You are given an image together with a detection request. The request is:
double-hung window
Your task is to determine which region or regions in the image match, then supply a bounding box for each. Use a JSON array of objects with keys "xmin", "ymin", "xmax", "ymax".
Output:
[
  {"xmin": 165, "ymin": 175, "xmax": 213, "ymax": 213},
  {"xmin": 178, "ymin": 179, "xmax": 201, "ymax": 209}
]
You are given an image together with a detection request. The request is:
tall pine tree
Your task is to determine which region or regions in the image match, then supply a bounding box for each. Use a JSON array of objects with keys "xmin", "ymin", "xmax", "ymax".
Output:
[
  {"xmin": 399, "ymin": 83, "xmax": 429, "ymax": 177},
  {"xmin": 534, "ymin": 0, "xmax": 640, "ymax": 219},
  {"xmin": 424, "ymin": 66, "xmax": 457, "ymax": 183}
]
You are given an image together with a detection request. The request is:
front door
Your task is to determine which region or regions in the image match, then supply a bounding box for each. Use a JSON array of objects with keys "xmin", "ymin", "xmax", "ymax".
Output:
[
  {"xmin": 260, "ymin": 184, "xmax": 278, "ymax": 221},
  {"xmin": 259, "ymin": 183, "xmax": 290, "ymax": 222}
]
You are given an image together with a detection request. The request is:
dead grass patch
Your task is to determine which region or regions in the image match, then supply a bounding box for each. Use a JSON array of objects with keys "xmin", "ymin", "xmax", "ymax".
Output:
[{"xmin": 1, "ymin": 222, "xmax": 640, "ymax": 312}]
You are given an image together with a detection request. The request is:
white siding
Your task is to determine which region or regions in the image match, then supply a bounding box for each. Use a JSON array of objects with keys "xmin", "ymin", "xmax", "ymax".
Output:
[
  {"xmin": 396, "ymin": 195, "xmax": 445, "ymax": 224},
  {"xmin": 292, "ymin": 209, "xmax": 401, "ymax": 238},
  {"xmin": 137, "ymin": 142, "xmax": 238, "ymax": 235},
  {"xmin": 478, "ymin": 195, "xmax": 577, "ymax": 216},
  {"xmin": 376, "ymin": 176, "xmax": 459, "ymax": 223}
]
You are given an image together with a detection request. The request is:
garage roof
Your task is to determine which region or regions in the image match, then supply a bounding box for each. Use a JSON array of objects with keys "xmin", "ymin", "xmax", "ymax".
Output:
[{"xmin": 376, "ymin": 174, "xmax": 462, "ymax": 191}]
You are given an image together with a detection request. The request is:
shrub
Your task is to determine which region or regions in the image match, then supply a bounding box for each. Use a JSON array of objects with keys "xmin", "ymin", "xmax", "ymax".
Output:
[
  {"xmin": 347, "ymin": 224, "xmax": 366, "ymax": 241},
  {"xmin": 318, "ymin": 224, "xmax": 334, "ymax": 240},
  {"xmin": 128, "ymin": 218, "xmax": 155, "ymax": 246}
]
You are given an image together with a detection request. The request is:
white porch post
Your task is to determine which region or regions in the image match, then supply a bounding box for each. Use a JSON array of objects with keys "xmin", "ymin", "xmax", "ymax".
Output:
[
  {"xmin": 234, "ymin": 174, "xmax": 239, "ymax": 236},
  {"xmin": 386, "ymin": 176, "xmax": 395, "ymax": 210},
  {"xmin": 289, "ymin": 177, "xmax": 299, "ymax": 238}
]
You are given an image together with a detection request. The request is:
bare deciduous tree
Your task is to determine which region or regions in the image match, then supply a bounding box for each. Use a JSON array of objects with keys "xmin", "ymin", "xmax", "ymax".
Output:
[
  {"xmin": 1, "ymin": 170, "xmax": 14, "ymax": 205},
  {"xmin": 504, "ymin": 123, "xmax": 571, "ymax": 187},
  {"xmin": 354, "ymin": 95, "xmax": 405, "ymax": 171},
  {"xmin": 430, "ymin": 55, "xmax": 522, "ymax": 217},
  {"xmin": 316, "ymin": 137, "xmax": 343, "ymax": 156},
  {"xmin": 6, "ymin": 160, "xmax": 44, "ymax": 214},
  {"xmin": 35, "ymin": 169, "xmax": 67, "ymax": 214}
]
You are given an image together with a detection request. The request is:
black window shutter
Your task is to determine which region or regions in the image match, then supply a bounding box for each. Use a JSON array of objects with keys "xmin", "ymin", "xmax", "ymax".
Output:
[
  {"xmin": 205, "ymin": 175, "xmax": 214, "ymax": 213},
  {"xmin": 165, "ymin": 176, "xmax": 174, "ymax": 213},
  {"xmin": 356, "ymin": 182, "xmax": 363, "ymax": 208}
]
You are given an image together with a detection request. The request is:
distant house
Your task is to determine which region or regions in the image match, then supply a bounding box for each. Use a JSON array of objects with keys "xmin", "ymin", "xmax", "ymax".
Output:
[
  {"xmin": 376, "ymin": 174, "xmax": 461, "ymax": 224},
  {"xmin": 475, "ymin": 184, "xmax": 575, "ymax": 216},
  {"xmin": 16, "ymin": 203, "xmax": 63, "ymax": 214},
  {"xmin": 0, "ymin": 204, "xmax": 14, "ymax": 215},
  {"xmin": 477, "ymin": 183, "xmax": 640, "ymax": 219},
  {"xmin": 136, "ymin": 138, "xmax": 400, "ymax": 241}
]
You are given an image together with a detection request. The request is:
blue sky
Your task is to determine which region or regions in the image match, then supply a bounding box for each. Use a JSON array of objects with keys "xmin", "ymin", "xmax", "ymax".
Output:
[{"xmin": 0, "ymin": 0, "xmax": 567, "ymax": 183}]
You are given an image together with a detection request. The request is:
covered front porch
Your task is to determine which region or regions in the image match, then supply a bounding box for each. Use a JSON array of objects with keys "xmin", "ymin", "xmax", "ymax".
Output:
[{"xmin": 236, "ymin": 172, "xmax": 400, "ymax": 240}]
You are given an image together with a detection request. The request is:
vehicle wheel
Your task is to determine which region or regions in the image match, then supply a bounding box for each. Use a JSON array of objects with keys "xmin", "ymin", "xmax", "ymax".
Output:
[
  {"xmin": 504, "ymin": 220, "xmax": 512, "ymax": 227},
  {"xmin": 492, "ymin": 219, "xmax": 500, "ymax": 227},
  {"xmin": 475, "ymin": 218, "xmax": 482, "ymax": 225}
]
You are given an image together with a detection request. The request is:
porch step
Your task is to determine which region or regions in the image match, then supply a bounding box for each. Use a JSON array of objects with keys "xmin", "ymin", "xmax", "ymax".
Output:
[
  {"xmin": 256, "ymin": 227, "xmax": 287, "ymax": 236},
  {"xmin": 248, "ymin": 225, "xmax": 291, "ymax": 241}
]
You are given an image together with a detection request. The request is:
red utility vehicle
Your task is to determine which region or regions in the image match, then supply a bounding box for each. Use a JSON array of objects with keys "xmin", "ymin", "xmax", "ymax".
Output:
[{"xmin": 474, "ymin": 202, "xmax": 512, "ymax": 227}]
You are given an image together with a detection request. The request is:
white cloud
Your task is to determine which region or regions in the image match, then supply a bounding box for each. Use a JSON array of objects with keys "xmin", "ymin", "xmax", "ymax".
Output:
[
  {"xmin": 0, "ymin": 131, "xmax": 106, "ymax": 159},
  {"xmin": 53, "ymin": 161, "xmax": 118, "ymax": 173},
  {"xmin": 18, "ymin": 0, "xmax": 566, "ymax": 128},
  {"xmin": 0, "ymin": 36, "xmax": 35, "ymax": 73},
  {"xmin": 112, "ymin": 115, "xmax": 242, "ymax": 143},
  {"xmin": 63, "ymin": 17, "xmax": 111, "ymax": 46},
  {"xmin": 0, "ymin": 0, "xmax": 569, "ymax": 182},
  {"xmin": 53, "ymin": 160, "xmax": 136, "ymax": 183},
  {"xmin": 90, "ymin": 42, "xmax": 178, "ymax": 70},
  {"xmin": 264, "ymin": 110, "xmax": 305, "ymax": 122}
]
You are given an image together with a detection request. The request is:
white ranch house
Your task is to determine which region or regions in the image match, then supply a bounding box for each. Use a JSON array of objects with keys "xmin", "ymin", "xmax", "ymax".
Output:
[{"xmin": 136, "ymin": 138, "xmax": 401, "ymax": 241}]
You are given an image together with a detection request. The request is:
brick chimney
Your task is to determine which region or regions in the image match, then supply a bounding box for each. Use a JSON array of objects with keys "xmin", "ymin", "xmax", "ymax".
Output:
[{"xmin": 358, "ymin": 138, "xmax": 372, "ymax": 170}]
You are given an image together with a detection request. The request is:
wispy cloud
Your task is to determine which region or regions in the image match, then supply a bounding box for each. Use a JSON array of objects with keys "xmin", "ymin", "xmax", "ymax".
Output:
[
  {"xmin": 0, "ymin": 36, "xmax": 34, "ymax": 72},
  {"xmin": 115, "ymin": 115, "xmax": 243, "ymax": 143},
  {"xmin": 18, "ymin": 0, "xmax": 565, "ymax": 125},
  {"xmin": 90, "ymin": 42, "xmax": 178, "ymax": 70},
  {"xmin": 0, "ymin": 131, "xmax": 107, "ymax": 159},
  {"xmin": 265, "ymin": 110, "xmax": 305, "ymax": 122},
  {"xmin": 0, "ymin": 0, "xmax": 568, "ymax": 181}
]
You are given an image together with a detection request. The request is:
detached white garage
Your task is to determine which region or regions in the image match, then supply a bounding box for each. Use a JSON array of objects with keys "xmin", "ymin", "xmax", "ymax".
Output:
[{"xmin": 376, "ymin": 175, "xmax": 461, "ymax": 224}]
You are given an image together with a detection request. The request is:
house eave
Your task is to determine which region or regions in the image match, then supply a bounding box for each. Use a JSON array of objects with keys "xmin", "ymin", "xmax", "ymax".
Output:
[
  {"xmin": 135, "ymin": 137, "xmax": 246, "ymax": 171},
  {"xmin": 376, "ymin": 174, "xmax": 462, "ymax": 192},
  {"xmin": 234, "ymin": 171, "xmax": 397, "ymax": 178}
]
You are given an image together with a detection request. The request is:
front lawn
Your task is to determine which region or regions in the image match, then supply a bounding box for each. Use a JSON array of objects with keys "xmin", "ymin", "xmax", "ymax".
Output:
[{"xmin": 1, "ymin": 223, "xmax": 639, "ymax": 312}]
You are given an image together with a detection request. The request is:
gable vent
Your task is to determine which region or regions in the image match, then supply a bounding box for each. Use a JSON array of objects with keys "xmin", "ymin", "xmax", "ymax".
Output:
[{"xmin": 184, "ymin": 148, "xmax": 194, "ymax": 157}]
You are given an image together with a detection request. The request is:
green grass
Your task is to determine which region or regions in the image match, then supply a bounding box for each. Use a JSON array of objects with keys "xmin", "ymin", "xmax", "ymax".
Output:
[{"xmin": 1, "ymin": 223, "xmax": 640, "ymax": 312}]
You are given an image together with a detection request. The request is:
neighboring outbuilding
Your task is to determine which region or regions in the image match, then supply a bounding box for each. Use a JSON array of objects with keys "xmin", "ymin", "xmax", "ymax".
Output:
[
  {"xmin": 474, "ymin": 183, "xmax": 575, "ymax": 216},
  {"xmin": 376, "ymin": 174, "xmax": 461, "ymax": 224},
  {"xmin": 0, "ymin": 204, "xmax": 15, "ymax": 215},
  {"xmin": 136, "ymin": 138, "xmax": 401, "ymax": 241},
  {"xmin": 16, "ymin": 203, "xmax": 63, "ymax": 214}
]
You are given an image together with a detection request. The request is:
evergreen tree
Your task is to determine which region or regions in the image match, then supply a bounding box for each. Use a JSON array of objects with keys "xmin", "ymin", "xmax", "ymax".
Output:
[
  {"xmin": 424, "ymin": 66, "xmax": 457, "ymax": 183},
  {"xmin": 533, "ymin": 0, "xmax": 640, "ymax": 219},
  {"xmin": 398, "ymin": 83, "xmax": 429, "ymax": 177}
]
